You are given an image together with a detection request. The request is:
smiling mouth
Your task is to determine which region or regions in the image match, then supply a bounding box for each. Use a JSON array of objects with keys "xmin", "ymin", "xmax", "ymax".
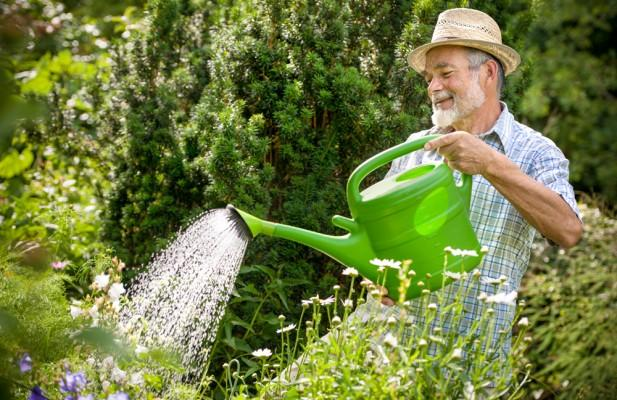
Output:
[{"xmin": 433, "ymin": 96, "xmax": 453, "ymax": 108}]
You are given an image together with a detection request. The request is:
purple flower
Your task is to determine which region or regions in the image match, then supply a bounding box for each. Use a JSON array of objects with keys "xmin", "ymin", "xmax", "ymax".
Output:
[
  {"xmin": 60, "ymin": 369, "xmax": 87, "ymax": 394},
  {"xmin": 108, "ymin": 392, "xmax": 130, "ymax": 400},
  {"xmin": 28, "ymin": 386, "xmax": 48, "ymax": 400},
  {"xmin": 20, "ymin": 352, "xmax": 33, "ymax": 373}
]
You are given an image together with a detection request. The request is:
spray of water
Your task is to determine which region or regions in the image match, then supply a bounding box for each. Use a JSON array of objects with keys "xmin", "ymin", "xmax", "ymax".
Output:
[{"xmin": 119, "ymin": 208, "xmax": 251, "ymax": 377}]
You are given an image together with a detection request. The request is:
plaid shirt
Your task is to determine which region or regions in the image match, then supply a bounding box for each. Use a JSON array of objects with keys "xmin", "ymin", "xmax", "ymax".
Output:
[{"xmin": 352, "ymin": 102, "xmax": 580, "ymax": 358}]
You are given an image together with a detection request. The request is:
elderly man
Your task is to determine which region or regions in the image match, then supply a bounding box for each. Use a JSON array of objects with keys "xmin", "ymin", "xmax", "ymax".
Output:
[
  {"xmin": 375, "ymin": 7, "xmax": 582, "ymax": 355},
  {"xmin": 279, "ymin": 8, "xmax": 583, "ymax": 389}
]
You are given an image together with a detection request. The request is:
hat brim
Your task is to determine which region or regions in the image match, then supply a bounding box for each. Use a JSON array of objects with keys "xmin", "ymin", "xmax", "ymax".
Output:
[{"xmin": 407, "ymin": 39, "xmax": 521, "ymax": 76}]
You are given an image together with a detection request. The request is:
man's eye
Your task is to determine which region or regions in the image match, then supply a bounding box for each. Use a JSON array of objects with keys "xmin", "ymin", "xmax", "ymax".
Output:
[{"xmin": 443, "ymin": 72, "xmax": 452, "ymax": 78}]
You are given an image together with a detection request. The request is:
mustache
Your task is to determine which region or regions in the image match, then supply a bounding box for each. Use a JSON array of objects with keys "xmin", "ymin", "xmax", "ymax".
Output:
[{"xmin": 432, "ymin": 91, "xmax": 454, "ymax": 105}]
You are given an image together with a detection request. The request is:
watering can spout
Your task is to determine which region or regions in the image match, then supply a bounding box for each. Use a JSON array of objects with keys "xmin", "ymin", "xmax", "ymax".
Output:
[
  {"xmin": 227, "ymin": 204, "xmax": 375, "ymax": 277},
  {"xmin": 227, "ymin": 204, "xmax": 276, "ymax": 238}
]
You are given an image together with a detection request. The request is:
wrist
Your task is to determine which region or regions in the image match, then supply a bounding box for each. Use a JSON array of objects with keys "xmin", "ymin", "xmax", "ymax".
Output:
[{"xmin": 482, "ymin": 149, "xmax": 506, "ymax": 179}]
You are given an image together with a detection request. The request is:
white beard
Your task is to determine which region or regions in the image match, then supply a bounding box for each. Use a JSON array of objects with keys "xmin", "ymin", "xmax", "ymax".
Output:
[{"xmin": 431, "ymin": 72, "xmax": 486, "ymax": 128}]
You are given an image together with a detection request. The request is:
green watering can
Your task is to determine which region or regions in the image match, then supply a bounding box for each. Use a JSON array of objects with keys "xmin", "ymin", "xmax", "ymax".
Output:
[{"xmin": 229, "ymin": 134, "xmax": 483, "ymax": 300}]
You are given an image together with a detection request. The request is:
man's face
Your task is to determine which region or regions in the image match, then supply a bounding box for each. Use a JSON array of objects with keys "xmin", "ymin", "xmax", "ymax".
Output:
[{"xmin": 423, "ymin": 46, "xmax": 486, "ymax": 128}]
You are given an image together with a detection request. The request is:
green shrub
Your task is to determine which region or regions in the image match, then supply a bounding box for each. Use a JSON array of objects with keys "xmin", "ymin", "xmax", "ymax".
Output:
[{"xmin": 522, "ymin": 202, "xmax": 617, "ymax": 399}]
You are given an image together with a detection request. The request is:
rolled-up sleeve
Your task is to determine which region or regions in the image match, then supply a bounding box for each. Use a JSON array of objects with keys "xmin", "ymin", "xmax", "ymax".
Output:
[{"xmin": 530, "ymin": 146, "xmax": 581, "ymax": 220}]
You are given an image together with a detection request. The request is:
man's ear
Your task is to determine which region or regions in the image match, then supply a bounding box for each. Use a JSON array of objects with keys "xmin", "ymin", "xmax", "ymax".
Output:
[{"xmin": 484, "ymin": 59, "xmax": 499, "ymax": 87}]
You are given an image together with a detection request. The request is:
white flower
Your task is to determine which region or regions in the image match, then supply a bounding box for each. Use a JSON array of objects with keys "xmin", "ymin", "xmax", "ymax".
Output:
[
  {"xmin": 276, "ymin": 324, "xmax": 296, "ymax": 334},
  {"xmin": 342, "ymin": 299, "xmax": 353, "ymax": 308},
  {"xmin": 252, "ymin": 348, "xmax": 272, "ymax": 358},
  {"xmin": 444, "ymin": 271, "xmax": 462, "ymax": 280},
  {"xmin": 370, "ymin": 258, "xmax": 401, "ymax": 269},
  {"xmin": 88, "ymin": 304, "xmax": 99, "ymax": 319},
  {"xmin": 102, "ymin": 356, "xmax": 114, "ymax": 371},
  {"xmin": 517, "ymin": 317, "xmax": 529, "ymax": 327},
  {"xmin": 486, "ymin": 290, "xmax": 518, "ymax": 306},
  {"xmin": 341, "ymin": 267, "xmax": 358, "ymax": 277},
  {"xmin": 477, "ymin": 292, "xmax": 488, "ymax": 302},
  {"xmin": 481, "ymin": 275, "xmax": 508, "ymax": 285},
  {"xmin": 101, "ymin": 380, "xmax": 111, "ymax": 391},
  {"xmin": 129, "ymin": 371, "xmax": 144, "ymax": 386},
  {"xmin": 428, "ymin": 303, "xmax": 438, "ymax": 311},
  {"xmin": 135, "ymin": 345, "xmax": 148, "ymax": 356},
  {"xmin": 111, "ymin": 366, "xmax": 127, "ymax": 383},
  {"xmin": 451, "ymin": 348, "xmax": 463, "ymax": 360},
  {"xmin": 93, "ymin": 273, "xmax": 110, "ymax": 290},
  {"xmin": 70, "ymin": 305, "xmax": 83, "ymax": 319},
  {"xmin": 108, "ymin": 282, "xmax": 126, "ymax": 301},
  {"xmin": 444, "ymin": 246, "xmax": 479, "ymax": 257},
  {"xmin": 383, "ymin": 332, "xmax": 398, "ymax": 348},
  {"xmin": 320, "ymin": 296, "xmax": 335, "ymax": 306},
  {"xmin": 464, "ymin": 381, "xmax": 475, "ymax": 400}
]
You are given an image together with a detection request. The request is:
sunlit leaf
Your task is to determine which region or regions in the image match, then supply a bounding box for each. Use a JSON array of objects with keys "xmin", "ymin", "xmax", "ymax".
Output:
[{"xmin": 0, "ymin": 147, "xmax": 34, "ymax": 178}]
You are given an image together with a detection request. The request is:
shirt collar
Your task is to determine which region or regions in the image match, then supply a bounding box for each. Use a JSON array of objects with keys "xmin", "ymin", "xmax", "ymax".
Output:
[{"xmin": 477, "ymin": 101, "xmax": 515, "ymax": 154}]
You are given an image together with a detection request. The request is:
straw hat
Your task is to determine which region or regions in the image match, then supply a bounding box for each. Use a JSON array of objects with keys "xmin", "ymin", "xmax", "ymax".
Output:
[{"xmin": 407, "ymin": 8, "xmax": 520, "ymax": 76}]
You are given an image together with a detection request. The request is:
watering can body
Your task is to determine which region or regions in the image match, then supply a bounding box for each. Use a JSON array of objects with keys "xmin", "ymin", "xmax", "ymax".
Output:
[{"xmin": 230, "ymin": 134, "xmax": 483, "ymax": 301}]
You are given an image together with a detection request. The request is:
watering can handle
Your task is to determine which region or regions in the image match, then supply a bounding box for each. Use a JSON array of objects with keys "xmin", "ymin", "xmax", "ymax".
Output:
[{"xmin": 347, "ymin": 134, "xmax": 472, "ymax": 216}]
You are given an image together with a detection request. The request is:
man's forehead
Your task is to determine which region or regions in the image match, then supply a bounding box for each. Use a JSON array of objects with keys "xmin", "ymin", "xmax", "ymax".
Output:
[{"xmin": 423, "ymin": 46, "xmax": 469, "ymax": 73}]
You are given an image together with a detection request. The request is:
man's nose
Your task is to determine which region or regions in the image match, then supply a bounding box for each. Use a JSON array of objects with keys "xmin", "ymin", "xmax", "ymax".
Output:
[{"xmin": 427, "ymin": 76, "xmax": 443, "ymax": 94}]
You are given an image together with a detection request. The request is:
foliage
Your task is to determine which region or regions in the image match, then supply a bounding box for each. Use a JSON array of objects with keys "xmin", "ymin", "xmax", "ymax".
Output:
[
  {"xmin": 223, "ymin": 259, "xmax": 531, "ymax": 399},
  {"xmin": 521, "ymin": 202, "xmax": 617, "ymax": 399},
  {"xmin": 0, "ymin": 246, "xmax": 199, "ymax": 400},
  {"xmin": 519, "ymin": 0, "xmax": 617, "ymax": 206},
  {"xmin": 0, "ymin": 0, "xmax": 144, "ymax": 275}
]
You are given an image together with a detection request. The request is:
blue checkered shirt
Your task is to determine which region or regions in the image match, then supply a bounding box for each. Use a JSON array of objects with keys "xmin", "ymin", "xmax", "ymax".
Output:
[{"xmin": 352, "ymin": 102, "xmax": 579, "ymax": 358}]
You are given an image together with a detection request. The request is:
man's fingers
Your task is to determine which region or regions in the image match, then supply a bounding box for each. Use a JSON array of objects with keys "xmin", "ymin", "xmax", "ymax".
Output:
[
  {"xmin": 381, "ymin": 296, "xmax": 395, "ymax": 307},
  {"xmin": 424, "ymin": 131, "xmax": 469, "ymax": 151},
  {"xmin": 424, "ymin": 134, "xmax": 456, "ymax": 151},
  {"xmin": 377, "ymin": 285, "xmax": 395, "ymax": 307}
]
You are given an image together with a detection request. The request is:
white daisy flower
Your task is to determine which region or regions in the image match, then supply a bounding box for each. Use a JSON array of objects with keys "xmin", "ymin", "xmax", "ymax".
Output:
[
  {"xmin": 444, "ymin": 247, "xmax": 479, "ymax": 257},
  {"xmin": 341, "ymin": 267, "xmax": 359, "ymax": 277},
  {"xmin": 252, "ymin": 348, "xmax": 272, "ymax": 358},
  {"xmin": 444, "ymin": 271, "xmax": 462, "ymax": 280},
  {"xmin": 276, "ymin": 324, "xmax": 296, "ymax": 334},
  {"xmin": 320, "ymin": 296, "xmax": 335, "ymax": 306},
  {"xmin": 486, "ymin": 290, "xmax": 518, "ymax": 306},
  {"xmin": 369, "ymin": 258, "xmax": 401, "ymax": 269},
  {"xmin": 481, "ymin": 275, "xmax": 508, "ymax": 285}
]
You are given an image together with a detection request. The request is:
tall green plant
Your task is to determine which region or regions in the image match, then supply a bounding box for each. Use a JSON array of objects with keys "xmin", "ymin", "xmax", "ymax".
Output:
[{"xmin": 520, "ymin": 0, "xmax": 617, "ymax": 206}]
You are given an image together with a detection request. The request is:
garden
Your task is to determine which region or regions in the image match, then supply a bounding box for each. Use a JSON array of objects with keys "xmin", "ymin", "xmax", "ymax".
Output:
[{"xmin": 1, "ymin": 0, "xmax": 616, "ymax": 399}]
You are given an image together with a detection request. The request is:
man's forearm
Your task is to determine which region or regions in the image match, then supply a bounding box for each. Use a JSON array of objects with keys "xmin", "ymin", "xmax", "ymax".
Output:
[{"xmin": 483, "ymin": 151, "xmax": 583, "ymax": 248}]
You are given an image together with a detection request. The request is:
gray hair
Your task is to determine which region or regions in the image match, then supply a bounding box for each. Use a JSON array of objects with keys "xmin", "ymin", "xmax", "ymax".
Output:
[{"xmin": 467, "ymin": 48, "xmax": 505, "ymax": 98}]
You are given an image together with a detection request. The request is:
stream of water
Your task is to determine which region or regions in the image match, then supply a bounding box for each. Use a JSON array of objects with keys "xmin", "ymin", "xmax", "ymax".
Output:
[{"xmin": 119, "ymin": 208, "xmax": 250, "ymax": 377}]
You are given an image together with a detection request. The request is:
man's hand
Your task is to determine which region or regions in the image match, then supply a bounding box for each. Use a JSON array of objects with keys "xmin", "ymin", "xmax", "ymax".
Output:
[
  {"xmin": 425, "ymin": 131, "xmax": 583, "ymax": 248},
  {"xmin": 424, "ymin": 131, "xmax": 496, "ymax": 175},
  {"xmin": 378, "ymin": 286, "xmax": 395, "ymax": 307}
]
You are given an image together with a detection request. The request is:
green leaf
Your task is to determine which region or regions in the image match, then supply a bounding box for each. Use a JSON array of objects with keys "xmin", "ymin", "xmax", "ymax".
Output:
[{"xmin": 0, "ymin": 147, "xmax": 34, "ymax": 178}]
